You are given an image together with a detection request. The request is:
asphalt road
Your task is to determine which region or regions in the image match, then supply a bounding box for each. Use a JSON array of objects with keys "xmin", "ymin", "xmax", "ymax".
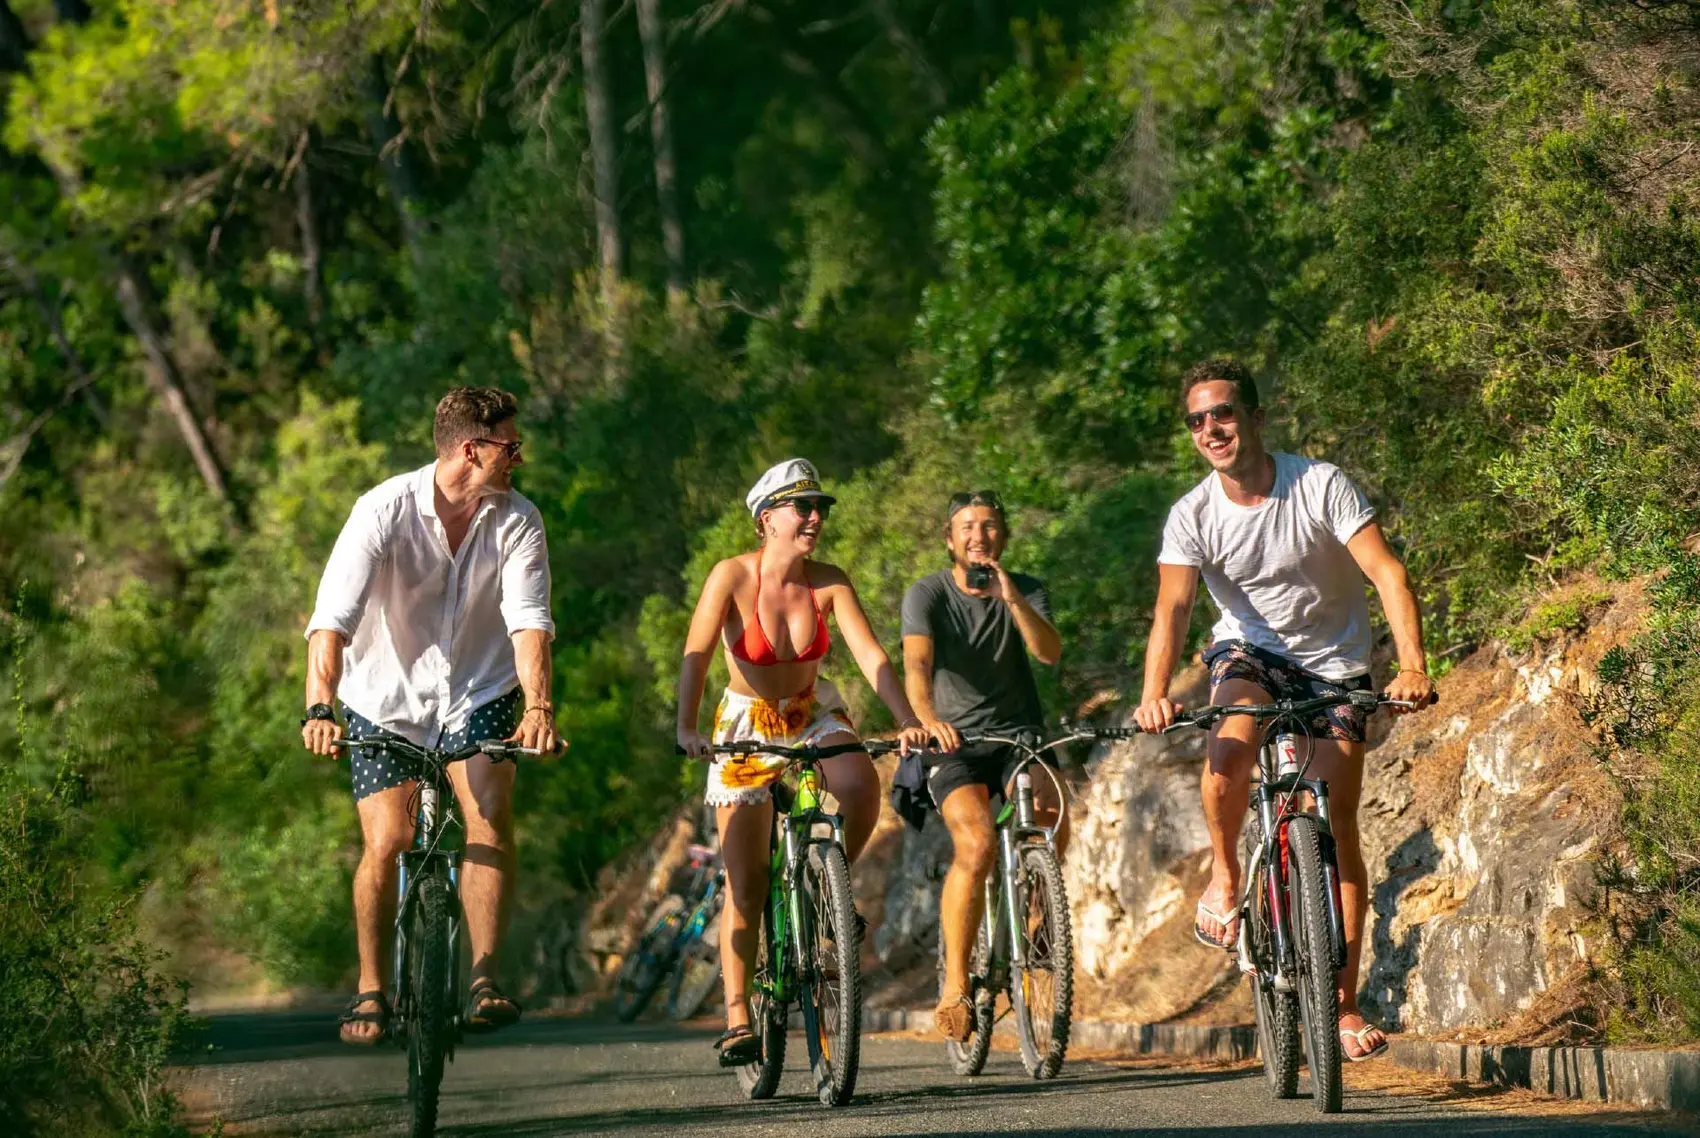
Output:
[{"xmin": 179, "ymin": 1012, "xmax": 1687, "ymax": 1136}]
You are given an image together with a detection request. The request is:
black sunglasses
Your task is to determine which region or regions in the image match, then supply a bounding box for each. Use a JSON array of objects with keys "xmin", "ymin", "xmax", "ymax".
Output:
[
  {"xmin": 1184, "ymin": 403, "xmax": 1238, "ymax": 432},
  {"xmin": 473, "ymin": 437, "xmax": 524, "ymax": 459},
  {"xmin": 786, "ymin": 498, "xmax": 831, "ymax": 520},
  {"xmin": 948, "ymin": 489, "xmax": 1004, "ymax": 515}
]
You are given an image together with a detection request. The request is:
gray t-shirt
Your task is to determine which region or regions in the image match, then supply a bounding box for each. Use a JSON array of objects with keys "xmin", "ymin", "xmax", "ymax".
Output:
[
  {"xmin": 901, "ymin": 569, "xmax": 1051, "ymax": 732},
  {"xmin": 1158, "ymin": 452, "xmax": 1376, "ymax": 680}
]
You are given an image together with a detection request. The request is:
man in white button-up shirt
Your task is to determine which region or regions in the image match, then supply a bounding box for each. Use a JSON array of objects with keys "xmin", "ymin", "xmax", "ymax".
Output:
[{"xmin": 301, "ymin": 387, "xmax": 561, "ymax": 1045}]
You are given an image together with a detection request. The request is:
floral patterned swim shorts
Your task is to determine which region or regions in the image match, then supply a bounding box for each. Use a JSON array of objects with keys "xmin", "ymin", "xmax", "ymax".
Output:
[{"xmin": 705, "ymin": 679, "xmax": 856, "ymax": 807}]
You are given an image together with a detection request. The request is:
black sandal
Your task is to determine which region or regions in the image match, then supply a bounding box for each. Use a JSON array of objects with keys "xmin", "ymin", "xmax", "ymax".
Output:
[
  {"xmin": 338, "ymin": 990, "xmax": 391, "ymax": 1046},
  {"xmin": 464, "ymin": 977, "xmax": 522, "ymax": 1033},
  {"xmin": 715, "ymin": 1025, "xmax": 761, "ymax": 1067}
]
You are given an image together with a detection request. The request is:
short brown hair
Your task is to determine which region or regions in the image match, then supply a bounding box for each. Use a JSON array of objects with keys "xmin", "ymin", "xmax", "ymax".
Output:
[
  {"xmin": 1181, "ymin": 358, "xmax": 1260, "ymax": 412},
  {"xmin": 434, "ymin": 387, "xmax": 519, "ymax": 456}
]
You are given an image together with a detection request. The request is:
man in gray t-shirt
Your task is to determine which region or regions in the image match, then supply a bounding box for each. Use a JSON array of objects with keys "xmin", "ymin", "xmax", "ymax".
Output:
[
  {"xmin": 1134, "ymin": 357, "xmax": 1435, "ymax": 1063},
  {"xmin": 900, "ymin": 490, "xmax": 1063, "ymax": 1045}
]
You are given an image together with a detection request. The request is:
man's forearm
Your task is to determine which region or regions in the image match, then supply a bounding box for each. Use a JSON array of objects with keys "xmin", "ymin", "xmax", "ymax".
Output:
[
  {"xmin": 305, "ymin": 630, "xmax": 346, "ymax": 707},
  {"xmin": 904, "ymin": 658, "xmax": 942, "ymax": 724},
  {"xmin": 512, "ymin": 629, "xmax": 554, "ymax": 708},
  {"xmin": 1005, "ymin": 591, "xmax": 1061, "ymax": 665},
  {"xmin": 1377, "ymin": 567, "xmax": 1428, "ymax": 673},
  {"xmin": 1140, "ymin": 607, "xmax": 1187, "ymax": 702}
]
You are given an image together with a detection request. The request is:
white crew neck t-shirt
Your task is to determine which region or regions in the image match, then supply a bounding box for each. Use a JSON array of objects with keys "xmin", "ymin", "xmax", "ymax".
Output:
[{"xmin": 1158, "ymin": 451, "xmax": 1376, "ymax": 680}]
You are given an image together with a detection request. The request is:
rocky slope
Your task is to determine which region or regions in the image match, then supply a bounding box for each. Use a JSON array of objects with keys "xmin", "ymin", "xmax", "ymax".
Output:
[{"xmin": 577, "ymin": 581, "xmax": 1637, "ymax": 1039}]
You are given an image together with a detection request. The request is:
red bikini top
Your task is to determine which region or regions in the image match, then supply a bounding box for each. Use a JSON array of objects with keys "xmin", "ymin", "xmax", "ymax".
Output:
[{"xmin": 730, "ymin": 565, "xmax": 830, "ymax": 665}]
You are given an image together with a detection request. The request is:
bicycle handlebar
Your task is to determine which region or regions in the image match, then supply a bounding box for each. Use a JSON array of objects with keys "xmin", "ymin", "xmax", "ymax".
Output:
[
  {"xmin": 332, "ymin": 737, "xmax": 542, "ymax": 762},
  {"xmin": 1156, "ymin": 689, "xmax": 1439, "ymax": 735}
]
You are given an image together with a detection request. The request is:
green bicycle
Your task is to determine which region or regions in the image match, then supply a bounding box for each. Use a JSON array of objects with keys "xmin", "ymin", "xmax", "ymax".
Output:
[{"xmin": 690, "ymin": 739, "xmax": 890, "ymax": 1107}]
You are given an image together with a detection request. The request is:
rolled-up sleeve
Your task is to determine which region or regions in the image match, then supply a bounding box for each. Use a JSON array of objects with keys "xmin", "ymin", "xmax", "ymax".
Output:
[
  {"xmin": 500, "ymin": 511, "xmax": 555, "ymax": 638},
  {"xmin": 306, "ymin": 495, "xmax": 386, "ymax": 640}
]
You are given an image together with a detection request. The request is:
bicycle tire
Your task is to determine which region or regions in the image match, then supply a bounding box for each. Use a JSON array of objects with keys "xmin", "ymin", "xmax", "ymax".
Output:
[
  {"xmin": 799, "ymin": 842, "xmax": 861, "ymax": 1106},
  {"xmin": 1288, "ymin": 816, "xmax": 1343, "ymax": 1113},
  {"xmin": 735, "ymin": 904, "xmax": 787, "ymax": 1100},
  {"xmin": 1249, "ymin": 873, "xmax": 1302, "ymax": 1098},
  {"xmin": 406, "ymin": 873, "xmax": 452, "ymax": 1138},
  {"xmin": 613, "ymin": 895, "xmax": 683, "ymax": 1023},
  {"xmin": 1008, "ymin": 845, "xmax": 1072, "ymax": 1080},
  {"xmin": 935, "ymin": 906, "xmax": 994, "ymax": 1076},
  {"xmin": 667, "ymin": 910, "xmax": 723, "ymax": 1021}
]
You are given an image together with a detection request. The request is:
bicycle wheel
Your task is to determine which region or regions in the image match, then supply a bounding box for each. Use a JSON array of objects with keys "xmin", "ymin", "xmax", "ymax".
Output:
[
  {"xmin": 1288, "ymin": 815, "xmax": 1343, "ymax": 1113},
  {"xmin": 935, "ymin": 907, "xmax": 994, "ymax": 1076},
  {"xmin": 1249, "ymin": 870, "xmax": 1302, "ymax": 1098},
  {"xmin": 406, "ymin": 873, "xmax": 453, "ymax": 1138},
  {"xmin": 735, "ymin": 904, "xmax": 787, "ymax": 1100},
  {"xmin": 1008, "ymin": 844, "xmax": 1072, "ymax": 1080},
  {"xmin": 613, "ymin": 895, "xmax": 683, "ymax": 1022},
  {"xmin": 799, "ymin": 842, "xmax": 861, "ymax": 1106},
  {"xmin": 667, "ymin": 909, "xmax": 723, "ymax": 1021}
]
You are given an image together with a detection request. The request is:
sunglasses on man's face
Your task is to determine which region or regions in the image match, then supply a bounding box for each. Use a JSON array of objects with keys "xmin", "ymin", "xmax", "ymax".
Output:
[
  {"xmin": 787, "ymin": 499, "xmax": 831, "ymax": 520},
  {"xmin": 1184, "ymin": 403, "xmax": 1238, "ymax": 432},
  {"xmin": 948, "ymin": 489, "xmax": 1004, "ymax": 514},
  {"xmin": 474, "ymin": 437, "xmax": 524, "ymax": 460}
]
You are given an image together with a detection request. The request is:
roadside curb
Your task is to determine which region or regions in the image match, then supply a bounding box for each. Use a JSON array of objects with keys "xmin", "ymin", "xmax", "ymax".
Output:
[{"xmin": 866, "ymin": 1008, "xmax": 1700, "ymax": 1112}]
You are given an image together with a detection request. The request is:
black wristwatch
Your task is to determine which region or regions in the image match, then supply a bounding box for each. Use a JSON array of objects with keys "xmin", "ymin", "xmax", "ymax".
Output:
[{"xmin": 301, "ymin": 703, "xmax": 337, "ymax": 726}]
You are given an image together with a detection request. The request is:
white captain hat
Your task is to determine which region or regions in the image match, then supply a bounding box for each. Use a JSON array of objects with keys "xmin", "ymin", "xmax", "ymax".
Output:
[{"xmin": 746, "ymin": 458, "xmax": 838, "ymax": 517}]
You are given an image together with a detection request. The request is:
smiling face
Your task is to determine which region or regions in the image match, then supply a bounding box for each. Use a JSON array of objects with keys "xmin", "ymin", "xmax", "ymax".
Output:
[
  {"xmin": 1186, "ymin": 378, "xmax": 1264, "ymax": 475},
  {"xmin": 760, "ymin": 496, "xmax": 827, "ymax": 553},
  {"xmin": 947, "ymin": 505, "xmax": 1006, "ymax": 568}
]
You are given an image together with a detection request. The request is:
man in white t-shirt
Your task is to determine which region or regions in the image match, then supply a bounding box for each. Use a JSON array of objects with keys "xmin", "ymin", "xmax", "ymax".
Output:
[
  {"xmin": 1133, "ymin": 358, "xmax": 1434, "ymax": 1062},
  {"xmin": 301, "ymin": 387, "xmax": 563, "ymax": 1046}
]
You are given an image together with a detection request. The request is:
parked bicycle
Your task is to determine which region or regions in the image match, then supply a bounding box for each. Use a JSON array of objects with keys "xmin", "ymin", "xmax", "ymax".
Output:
[
  {"xmin": 930, "ymin": 728, "xmax": 1080, "ymax": 1081},
  {"xmin": 333, "ymin": 736, "xmax": 539, "ymax": 1138},
  {"xmin": 681, "ymin": 738, "xmax": 901, "ymax": 1107},
  {"xmin": 612, "ymin": 841, "xmax": 724, "ymax": 1022},
  {"xmin": 1153, "ymin": 689, "xmax": 1433, "ymax": 1113}
]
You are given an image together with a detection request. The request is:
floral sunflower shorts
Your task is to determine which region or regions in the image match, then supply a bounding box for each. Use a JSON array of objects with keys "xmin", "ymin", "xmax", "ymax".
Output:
[{"xmin": 705, "ymin": 679, "xmax": 856, "ymax": 807}]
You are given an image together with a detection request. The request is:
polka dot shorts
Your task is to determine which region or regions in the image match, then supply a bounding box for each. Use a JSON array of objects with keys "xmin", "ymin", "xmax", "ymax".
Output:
[{"xmin": 342, "ymin": 687, "xmax": 524, "ymax": 802}]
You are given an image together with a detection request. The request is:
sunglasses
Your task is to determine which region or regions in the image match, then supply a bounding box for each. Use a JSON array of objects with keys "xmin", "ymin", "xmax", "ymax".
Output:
[
  {"xmin": 786, "ymin": 498, "xmax": 831, "ymax": 520},
  {"xmin": 473, "ymin": 437, "xmax": 524, "ymax": 459},
  {"xmin": 1184, "ymin": 403, "xmax": 1238, "ymax": 432},
  {"xmin": 948, "ymin": 489, "xmax": 1004, "ymax": 514}
]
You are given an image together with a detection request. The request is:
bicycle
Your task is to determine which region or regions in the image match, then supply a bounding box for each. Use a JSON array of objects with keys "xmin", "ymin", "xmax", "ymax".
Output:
[
  {"xmin": 611, "ymin": 841, "xmax": 724, "ymax": 1022},
  {"xmin": 334, "ymin": 735, "xmax": 538, "ymax": 1138},
  {"xmin": 683, "ymin": 738, "xmax": 900, "ymax": 1107},
  {"xmin": 1152, "ymin": 689, "xmax": 1433, "ymax": 1113},
  {"xmin": 930, "ymin": 728, "xmax": 1088, "ymax": 1080},
  {"xmin": 666, "ymin": 844, "xmax": 726, "ymax": 1021}
]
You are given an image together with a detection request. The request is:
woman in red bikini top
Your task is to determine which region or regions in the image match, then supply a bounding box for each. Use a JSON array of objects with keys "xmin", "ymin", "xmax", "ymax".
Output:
[{"xmin": 675, "ymin": 458, "xmax": 929, "ymax": 1067}]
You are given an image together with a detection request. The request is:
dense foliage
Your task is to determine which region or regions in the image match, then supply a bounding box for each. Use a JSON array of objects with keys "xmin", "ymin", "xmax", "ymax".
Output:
[{"xmin": 5, "ymin": 0, "xmax": 1700, "ymax": 1122}]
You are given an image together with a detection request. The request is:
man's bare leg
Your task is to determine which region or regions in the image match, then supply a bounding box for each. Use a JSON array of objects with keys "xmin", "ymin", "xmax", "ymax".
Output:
[
  {"xmin": 1197, "ymin": 678, "xmax": 1272, "ymax": 945},
  {"xmin": 936, "ymin": 783, "xmax": 995, "ymax": 1039},
  {"xmin": 1303, "ymin": 737, "xmax": 1385, "ymax": 1057},
  {"xmin": 347, "ymin": 782, "xmax": 415, "ymax": 1042},
  {"xmin": 450, "ymin": 754, "xmax": 517, "ymax": 1020}
]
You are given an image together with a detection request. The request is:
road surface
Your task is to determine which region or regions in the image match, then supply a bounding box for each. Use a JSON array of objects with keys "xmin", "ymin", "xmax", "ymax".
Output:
[{"xmin": 179, "ymin": 1012, "xmax": 1686, "ymax": 1136}]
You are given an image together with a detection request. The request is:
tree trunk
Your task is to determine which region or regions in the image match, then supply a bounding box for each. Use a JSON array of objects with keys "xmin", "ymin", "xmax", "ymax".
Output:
[
  {"xmin": 745, "ymin": 3, "xmax": 888, "ymax": 171},
  {"xmin": 295, "ymin": 135, "xmax": 325, "ymax": 326},
  {"xmin": 361, "ymin": 54, "xmax": 425, "ymax": 268},
  {"xmin": 112, "ymin": 260, "xmax": 235, "ymax": 512},
  {"xmin": 580, "ymin": 0, "xmax": 624, "ymax": 303},
  {"xmin": 635, "ymin": 0, "xmax": 686, "ymax": 304},
  {"xmin": 0, "ymin": 253, "xmax": 106, "ymax": 489},
  {"xmin": 868, "ymin": 0, "xmax": 948, "ymax": 110},
  {"xmin": 0, "ymin": 0, "xmax": 28, "ymax": 74}
]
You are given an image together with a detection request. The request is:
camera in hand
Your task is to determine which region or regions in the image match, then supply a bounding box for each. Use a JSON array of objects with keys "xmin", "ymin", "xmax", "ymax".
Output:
[{"xmin": 965, "ymin": 564, "xmax": 992, "ymax": 590}]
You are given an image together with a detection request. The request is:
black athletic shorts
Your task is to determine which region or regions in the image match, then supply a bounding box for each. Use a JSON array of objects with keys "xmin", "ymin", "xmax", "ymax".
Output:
[
  {"xmin": 925, "ymin": 739, "xmax": 1029, "ymax": 810},
  {"xmin": 1202, "ymin": 639, "xmax": 1372, "ymax": 743},
  {"xmin": 342, "ymin": 687, "xmax": 524, "ymax": 802}
]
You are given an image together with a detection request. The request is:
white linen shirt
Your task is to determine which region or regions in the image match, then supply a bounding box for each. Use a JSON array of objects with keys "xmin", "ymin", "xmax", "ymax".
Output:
[{"xmin": 305, "ymin": 463, "xmax": 555, "ymax": 745}]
